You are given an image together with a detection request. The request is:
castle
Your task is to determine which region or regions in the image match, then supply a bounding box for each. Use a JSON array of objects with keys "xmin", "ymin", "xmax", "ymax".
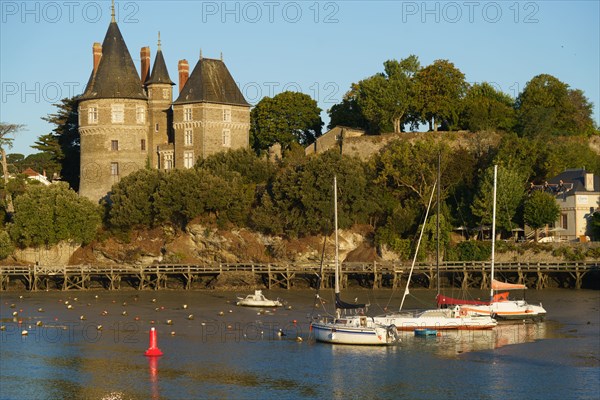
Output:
[{"xmin": 77, "ymin": 6, "xmax": 250, "ymax": 202}]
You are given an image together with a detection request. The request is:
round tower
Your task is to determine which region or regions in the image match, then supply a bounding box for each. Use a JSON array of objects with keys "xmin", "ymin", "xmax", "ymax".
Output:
[{"xmin": 78, "ymin": 6, "xmax": 148, "ymax": 203}]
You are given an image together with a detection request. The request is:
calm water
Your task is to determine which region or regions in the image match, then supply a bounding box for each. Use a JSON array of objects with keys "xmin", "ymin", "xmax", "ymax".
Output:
[{"xmin": 1, "ymin": 288, "xmax": 598, "ymax": 400}]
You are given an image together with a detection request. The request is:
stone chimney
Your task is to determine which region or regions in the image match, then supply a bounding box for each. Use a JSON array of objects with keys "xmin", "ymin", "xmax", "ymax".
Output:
[
  {"xmin": 93, "ymin": 42, "xmax": 102, "ymax": 74},
  {"xmin": 178, "ymin": 59, "xmax": 189, "ymax": 93},
  {"xmin": 585, "ymin": 172, "xmax": 594, "ymax": 191},
  {"xmin": 140, "ymin": 46, "xmax": 151, "ymax": 84}
]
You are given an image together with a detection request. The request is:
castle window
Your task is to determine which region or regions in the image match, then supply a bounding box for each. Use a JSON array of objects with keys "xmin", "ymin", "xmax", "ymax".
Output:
[
  {"xmin": 136, "ymin": 106, "xmax": 145, "ymax": 123},
  {"xmin": 155, "ymin": 123, "xmax": 159, "ymax": 132},
  {"xmin": 88, "ymin": 106, "xmax": 98, "ymax": 124},
  {"xmin": 141, "ymin": 139, "xmax": 146, "ymax": 151},
  {"xmin": 223, "ymin": 109, "xmax": 231, "ymax": 122},
  {"xmin": 111, "ymin": 162, "xmax": 119, "ymax": 176},
  {"xmin": 184, "ymin": 128, "xmax": 193, "ymax": 146},
  {"xmin": 111, "ymin": 140, "xmax": 119, "ymax": 151},
  {"xmin": 184, "ymin": 151, "xmax": 194, "ymax": 169},
  {"xmin": 184, "ymin": 106, "xmax": 193, "ymax": 121},
  {"xmin": 162, "ymin": 89, "xmax": 169, "ymax": 100},
  {"xmin": 111, "ymin": 104, "xmax": 124, "ymax": 123},
  {"xmin": 222, "ymin": 129, "xmax": 231, "ymax": 147},
  {"xmin": 163, "ymin": 152, "xmax": 174, "ymax": 170}
]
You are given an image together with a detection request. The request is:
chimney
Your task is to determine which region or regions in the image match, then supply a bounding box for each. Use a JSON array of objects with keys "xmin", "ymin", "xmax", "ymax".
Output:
[
  {"xmin": 93, "ymin": 42, "xmax": 102, "ymax": 74},
  {"xmin": 178, "ymin": 59, "xmax": 189, "ymax": 94},
  {"xmin": 140, "ymin": 46, "xmax": 151, "ymax": 84},
  {"xmin": 585, "ymin": 172, "xmax": 594, "ymax": 191}
]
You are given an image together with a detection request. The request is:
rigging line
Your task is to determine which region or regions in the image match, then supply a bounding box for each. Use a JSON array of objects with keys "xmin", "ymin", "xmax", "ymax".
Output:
[{"xmin": 309, "ymin": 234, "xmax": 329, "ymax": 320}]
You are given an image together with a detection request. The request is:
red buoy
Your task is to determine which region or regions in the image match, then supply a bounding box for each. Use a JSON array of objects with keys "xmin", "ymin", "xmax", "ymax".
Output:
[{"xmin": 144, "ymin": 327, "xmax": 163, "ymax": 357}]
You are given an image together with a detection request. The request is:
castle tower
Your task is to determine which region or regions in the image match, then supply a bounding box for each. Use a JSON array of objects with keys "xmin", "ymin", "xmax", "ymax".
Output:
[
  {"xmin": 145, "ymin": 33, "xmax": 175, "ymax": 169},
  {"xmin": 78, "ymin": 6, "xmax": 148, "ymax": 202},
  {"xmin": 171, "ymin": 55, "xmax": 250, "ymax": 169}
]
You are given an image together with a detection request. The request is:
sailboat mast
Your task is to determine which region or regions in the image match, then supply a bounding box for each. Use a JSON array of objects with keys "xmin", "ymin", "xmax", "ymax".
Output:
[
  {"xmin": 490, "ymin": 165, "xmax": 498, "ymax": 300},
  {"xmin": 436, "ymin": 152, "xmax": 441, "ymax": 298},
  {"xmin": 399, "ymin": 181, "xmax": 436, "ymax": 311},
  {"xmin": 334, "ymin": 176, "xmax": 340, "ymax": 317}
]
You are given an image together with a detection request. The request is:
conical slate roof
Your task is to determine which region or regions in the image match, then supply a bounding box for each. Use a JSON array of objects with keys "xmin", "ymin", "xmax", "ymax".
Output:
[
  {"xmin": 173, "ymin": 58, "xmax": 249, "ymax": 106},
  {"xmin": 146, "ymin": 48, "xmax": 174, "ymax": 85},
  {"xmin": 80, "ymin": 21, "xmax": 146, "ymax": 100}
]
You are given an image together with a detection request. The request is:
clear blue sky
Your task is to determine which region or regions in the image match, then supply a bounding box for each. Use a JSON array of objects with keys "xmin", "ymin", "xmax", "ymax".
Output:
[{"xmin": 1, "ymin": 0, "xmax": 599, "ymax": 155}]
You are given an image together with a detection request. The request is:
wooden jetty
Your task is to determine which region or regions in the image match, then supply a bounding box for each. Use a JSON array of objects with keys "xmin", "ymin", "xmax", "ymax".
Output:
[{"xmin": 0, "ymin": 261, "xmax": 598, "ymax": 291}]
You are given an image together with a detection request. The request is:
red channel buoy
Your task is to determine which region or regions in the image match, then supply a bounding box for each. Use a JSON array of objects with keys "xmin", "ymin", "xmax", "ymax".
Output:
[{"xmin": 144, "ymin": 327, "xmax": 163, "ymax": 357}]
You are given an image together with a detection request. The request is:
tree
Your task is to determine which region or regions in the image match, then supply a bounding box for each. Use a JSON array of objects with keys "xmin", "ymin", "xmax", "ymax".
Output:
[
  {"xmin": 460, "ymin": 82, "xmax": 515, "ymax": 132},
  {"xmin": 197, "ymin": 148, "xmax": 275, "ymax": 185},
  {"xmin": 250, "ymin": 91, "xmax": 323, "ymax": 153},
  {"xmin": 0, "ymin": 123, "xmax": 26, "ymax": 213},
  {"xmin": 413, "ymin": 59, "xmax": 467, "ymax": 131},
  {"xmin": 354, "ymin": 56, "xmax": 421, "ymax": 133},
  {"xmin": 107, "ymin": 169, "xmax": 163, "ymax": 229},
  {"xmin": 39, "ymin": 98, "xmax": 80, "ymax": 190},
  {"xmin": 524, "ymin": 190, "xmax": 560, "ymax": 241},
  {"xmin": 471, "ymin": 166, "xmax": 527, "ymax": 235},
  {"xmin": 591, "ymin": 211, "xmax": 600, "ymax": 241},
  {"xmin": 327, "ymin": 96, "xmax": 370, "ymax": 131},
  {"xmin": 516, "ymin": 74, "xmax": 596, "ymax": 138},
  {"xmin": 9, "ymin": 183, "xmax": 101, "ymax": 247}
]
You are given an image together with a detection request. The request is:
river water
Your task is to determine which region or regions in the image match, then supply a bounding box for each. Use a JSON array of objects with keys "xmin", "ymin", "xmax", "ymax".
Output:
[{"xmin": 0, "ymin": 288, "xmax": 598, "ymax": 399}]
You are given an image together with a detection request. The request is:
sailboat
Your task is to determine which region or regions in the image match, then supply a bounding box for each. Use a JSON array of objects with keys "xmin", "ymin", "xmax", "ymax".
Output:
[
  {"xmin": 374, "ymin": 176, "xmax": 497, "ymax": 332},
  {"xmin": 310, "ymin": 176, "xmax": 399, "ymax": 345},
  {"xmin": 441, "ymin": 165, "xmax": 547, "ymax": 322}
]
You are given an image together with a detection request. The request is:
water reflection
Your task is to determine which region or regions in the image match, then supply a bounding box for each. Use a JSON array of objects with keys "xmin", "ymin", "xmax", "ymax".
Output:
[
  {"xmin": 147, "ymin": 356, "xmax": 160, "ymax": 400},
  {"xmin": 400, "ymin": 322, "xmax": 549, "ymax": 357}
]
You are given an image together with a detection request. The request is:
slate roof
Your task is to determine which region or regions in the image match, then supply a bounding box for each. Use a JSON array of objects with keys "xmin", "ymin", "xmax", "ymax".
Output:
[
  {"xmin": 173, "ymin": 58, "xmax": 249, "ymax": 106},
  {"xmin": 146, "ymin": 48, "xmax": 174, "ymax": 86},
  {"xmin": 549, "ymin": 169, "xmax": 600, "ymax": 192},
  {"xmin": 80, "ymin": 21, "xmax": 146, "ymax": 100}
]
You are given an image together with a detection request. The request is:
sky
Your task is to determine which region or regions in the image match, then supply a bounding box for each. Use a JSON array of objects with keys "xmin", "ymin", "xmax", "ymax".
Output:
[{"xmin": 1, "ymin": 0, "xmax": 599, "ymax": 156}]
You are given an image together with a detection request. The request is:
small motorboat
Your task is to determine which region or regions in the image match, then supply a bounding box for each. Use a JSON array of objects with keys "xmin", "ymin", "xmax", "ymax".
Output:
[
  {"xmin": 236, "ymin": 290, "xmax": 283, "ymax": 307},
  {"xmin": 414, "ymin": 328, "xmax": 438, "ymax": 337}
]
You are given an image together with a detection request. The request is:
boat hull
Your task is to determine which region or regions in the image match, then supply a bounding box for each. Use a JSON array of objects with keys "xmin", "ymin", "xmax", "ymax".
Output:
[
  {"xmin": 374, "ymin": 308, "xmax": 497, "ymax": 331},
  {"xmin": 311, "ymin": 317, "xmax": 398, "ymax": 345},
  {"xmin": 462, "ymin": 302, "xmax": 546, "ymax": 322}
]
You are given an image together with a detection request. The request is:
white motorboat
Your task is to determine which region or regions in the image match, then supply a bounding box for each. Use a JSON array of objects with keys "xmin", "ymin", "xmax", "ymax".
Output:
[
  {"xmin": 236, "ymin": 290, "xmax": 282, "ymax": 307},
  {"xmin": 310, "ymin": 176, "xmax": 399, "ymax": 346}
]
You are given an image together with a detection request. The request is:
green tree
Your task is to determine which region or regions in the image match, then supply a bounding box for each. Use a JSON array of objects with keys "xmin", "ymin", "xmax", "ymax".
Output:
[
  {"xmin": 107, "ymin": 169, "xmax": 163, "ymax": 229},
  {"xmin": 524, "ymin": 190, "xmax": 560, "ymax": 241},
  {"xmin": 354, "ymin": 56, "xmax": 421, "ymax": 133},
  {"xmin": 250, "ymin": 91, "xmax": 323, "ymax": 153},
  {"xmin": 9, "ymin": 183, "xmax": 101, "ymax": 247},
  {"xmin": 591, "ymin": 212, "xmax": 600, "ymax": 241},
  {"xmin": 516, "ymin": 74, "xmax": 596, "ymax": 138},
  {"xmin": 0, "ymin": 123, "xmax": 26, "ymax": 214},
  {"xmin": 197, "ymin": 148, "xmax": 275, "ymax": 184},
  {"xmin": 39, "ymin": 98, "xmax": 80, "ymax": 190},
  {"xmin": 327, "ymin": 96, "xmax": 370, "ymax": 131},
  {"xmin": 471, "ymin": 166, "xmax": 527, "ymax": 235},
  {"xmin": 0, "ymin": 230, "xmax": 14, "ymax": 259},
  {"xmin": 413, "ymin": 59, "xmax": 467, "ymax": 131},
  {"xmin": 460, "ymin": 82, "xmax": 515, "ymax": 132}
]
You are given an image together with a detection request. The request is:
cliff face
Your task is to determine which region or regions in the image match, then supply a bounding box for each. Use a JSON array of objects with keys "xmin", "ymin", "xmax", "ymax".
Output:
[{"xmin": 55, "ymin": 224, "xmax": 378, "ymax": 266}]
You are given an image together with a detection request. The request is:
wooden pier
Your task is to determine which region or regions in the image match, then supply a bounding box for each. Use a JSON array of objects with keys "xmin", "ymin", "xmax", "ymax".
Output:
[{"xmin": 0, "ymin": 261, "xmax": 598, "ymax": 291}]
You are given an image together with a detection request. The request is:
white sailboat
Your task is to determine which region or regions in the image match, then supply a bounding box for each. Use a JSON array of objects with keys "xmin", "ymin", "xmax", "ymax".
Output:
[
  {"xmin": 454, "ymin": 165, "xmax": 547, "ymax": 322},
  {"xmin": 310, "ymin": 176, "xmax": 399, "ymax": 345},
  {"xmin": 374, "ymin": 178, "xmax": 497, "ymax": 331}
]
